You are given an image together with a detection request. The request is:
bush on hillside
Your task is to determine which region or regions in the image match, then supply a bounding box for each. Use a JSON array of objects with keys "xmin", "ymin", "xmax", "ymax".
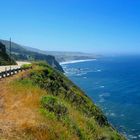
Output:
[{"xmin": 41, "ymin": 96, "xmax": 68, "ymax": 118}]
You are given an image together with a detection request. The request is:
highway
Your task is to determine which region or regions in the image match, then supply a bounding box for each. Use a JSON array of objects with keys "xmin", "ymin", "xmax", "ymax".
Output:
[{"xmin": 0, "ymin": 61, "xmax": 31, "ymax": 72}]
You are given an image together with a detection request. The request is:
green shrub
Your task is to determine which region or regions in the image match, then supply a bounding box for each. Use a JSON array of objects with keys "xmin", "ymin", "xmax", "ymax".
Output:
[
  {"xmin": 41, "ymin": 96, "xmax": 68, "ymax": 118},
  {"xmin": 21, "ymin": 64, "xmax": 32, "ymax": 69}
]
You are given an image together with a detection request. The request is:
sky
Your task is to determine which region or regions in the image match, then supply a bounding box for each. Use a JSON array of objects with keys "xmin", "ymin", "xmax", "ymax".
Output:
[{"xmin": 0, "ymin": 0, "xmax": 140, "ymax": 54}]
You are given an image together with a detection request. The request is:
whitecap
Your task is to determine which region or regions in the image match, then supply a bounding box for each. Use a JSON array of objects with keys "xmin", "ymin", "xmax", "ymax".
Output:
[
  {"xmin": 128, "ymin": 135, "xmax": 137, "ymax": 139},
  {"xmin": 99, "ymin": 93, "xmax": 110, "ymax": 97},
  {"xmin": 99, "ymin": 98, "xmax": 105, "ymax": 103},
  {"xmin": 120, "ymin": 114, "xmax": 125, "ymax": 117},
  {"xmin": 132, "ymin": 129, "xmax": 136, "ymax": 131},
  {"xmin": 97, "ymin": 69, "xmax": 101, "ymax": 72},
  {"xmin": 77, "ymin": 74, "xmax": 82, "ymax": 76},
  {"xmin": 99, "ymin": 94, "xmax": 103, "ymax": 97},
  {"xmin": 105, "ymin": 112, "xmax": 109, "ymax": 116},
  {"xmin": 110, "ymin": 113, "xmax": 116, "ymax": 117},
  {"xmin": 119, "ymin": 125, "xmax": 125, "ymax": 129}
]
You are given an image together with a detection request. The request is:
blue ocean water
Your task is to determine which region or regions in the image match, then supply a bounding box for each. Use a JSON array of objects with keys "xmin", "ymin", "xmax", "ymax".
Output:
[{"xmin": 62, "ymin": 56, "xmax": 140, "ymax": 140}]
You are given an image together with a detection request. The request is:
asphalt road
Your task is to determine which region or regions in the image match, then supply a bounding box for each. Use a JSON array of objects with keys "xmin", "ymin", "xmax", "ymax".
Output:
[{"xmin": 0, "ymin": 61, "xmax": 31, "ymax": 72}]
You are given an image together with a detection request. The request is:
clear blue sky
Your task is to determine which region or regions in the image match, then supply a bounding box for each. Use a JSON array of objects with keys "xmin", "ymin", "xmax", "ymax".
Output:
[{"xmin": 0, "ymin": 0, "xmax": 140, "ymax": 54}]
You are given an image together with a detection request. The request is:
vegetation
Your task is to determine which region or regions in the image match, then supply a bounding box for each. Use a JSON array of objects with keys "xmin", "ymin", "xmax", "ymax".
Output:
[
  {"xmin": 21, "ymin": 64, "xmax": 32, "ymax": 69},
  {"xmin": 41, "ymin": 95, "xmax": 68, "ymax": 118},
  {"xmin": 0, "ymin": 42, "xmax": 16, "ymax": 65},
  {"xmin": 0, "ymin": 62, "xmax": 126, "ymax": 140}
]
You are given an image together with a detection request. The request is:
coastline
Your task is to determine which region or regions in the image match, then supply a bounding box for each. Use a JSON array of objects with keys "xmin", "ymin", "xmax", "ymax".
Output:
[{"xmin": 60, "ymin": 59, "xmax": 96, "ymax": 65}]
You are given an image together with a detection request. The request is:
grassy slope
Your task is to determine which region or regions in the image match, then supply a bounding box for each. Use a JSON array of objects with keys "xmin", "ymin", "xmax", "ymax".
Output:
[{"xmin": 0, "ymin": 62, "xmax": 125, "ymax": 140}]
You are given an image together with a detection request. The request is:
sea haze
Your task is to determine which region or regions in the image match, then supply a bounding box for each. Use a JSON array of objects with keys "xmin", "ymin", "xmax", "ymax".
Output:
[{"xmin": 61, "ymin": 56, "xmax": 140, "ymax": 140}]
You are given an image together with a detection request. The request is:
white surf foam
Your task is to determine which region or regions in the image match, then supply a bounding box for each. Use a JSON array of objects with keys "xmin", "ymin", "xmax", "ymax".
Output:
[{"xmin": 60, "ymin": 59, "xmax": 96, "ymax": 65}]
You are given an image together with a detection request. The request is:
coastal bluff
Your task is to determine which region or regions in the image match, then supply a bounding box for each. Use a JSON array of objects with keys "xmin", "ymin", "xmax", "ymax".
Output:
[{"xmin": 0, "ymin": 62, "xmax": 126, "ymax": 139}]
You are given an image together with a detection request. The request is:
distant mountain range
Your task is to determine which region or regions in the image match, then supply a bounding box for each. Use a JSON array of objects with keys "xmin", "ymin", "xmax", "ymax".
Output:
[
  {"xmin": 24, "ymin": 46, "xmax": 97, "ymax": 62},
  {"xmin": 0, "ymin": 39, "xmax": 97, "ymax": 62}
]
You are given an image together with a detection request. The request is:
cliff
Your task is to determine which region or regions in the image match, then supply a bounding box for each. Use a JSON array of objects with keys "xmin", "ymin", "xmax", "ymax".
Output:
[
  {"xmin": 0, "ymin": 39, "xmax": 64, "ymax": 72},
  {"xmin": 0, "ymin": 62, "xmax": 126, "ymax": 140},
  {"xmin": 0, "ymin": 42, "xmax": 16, "ymax": 65}
]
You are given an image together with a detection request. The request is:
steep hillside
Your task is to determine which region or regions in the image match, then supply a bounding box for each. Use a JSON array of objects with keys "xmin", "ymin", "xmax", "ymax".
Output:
[
  {"xmin": 0, "ymin": 62, "xmax": 125, "ymax": 140},
  {"xmin": 0, "ymin": 39, "xmax": 96, "ymax": 63},
  {"xmin": 0, "ymin": 39, "xmax": 64, "ymax": 72},
  {"xmin": 24, "ymin": 46, "xmax": 97, "ymax": 62},
  {"xmin": 0, "ymin": 42, "xmax": 16, "ymax": 65}
]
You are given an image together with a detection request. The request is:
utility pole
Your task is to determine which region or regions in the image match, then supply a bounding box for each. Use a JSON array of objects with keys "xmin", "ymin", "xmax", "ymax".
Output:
[
  {"xmin": 9, "ymin": 38, "xmax": 12, "ymax": 74},
  {"xmin": 10, "ymin": 38, "xmax": 11, "ymax": 58}
]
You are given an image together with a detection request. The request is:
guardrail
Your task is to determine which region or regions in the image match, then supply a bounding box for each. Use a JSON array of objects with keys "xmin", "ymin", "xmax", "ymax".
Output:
[{"xmin": 0, "ymin": 66, "xmax": 32, "ymax": 80}]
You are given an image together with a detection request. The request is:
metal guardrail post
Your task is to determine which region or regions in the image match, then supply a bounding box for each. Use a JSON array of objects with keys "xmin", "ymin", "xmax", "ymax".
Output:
[
  {"xmin": 9, "ymin": 66, "xmax": 11, "ymax": 76},
  {"xmin": 5, "ymin": 67, "xmax": 7, "ymax": 77},
  {"xmin": 2, "ymin": 72, "xmax": 4, "ymax": 78},
  {"xmin": 0, "ymin": 66, "xmax": 32, "ymax": 80}
]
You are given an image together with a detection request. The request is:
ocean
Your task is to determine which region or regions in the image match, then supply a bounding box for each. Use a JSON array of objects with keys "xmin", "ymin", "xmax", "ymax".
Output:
[{"xmin": 61, "ymin": 56, "xmax": 140, "ymax": 140}]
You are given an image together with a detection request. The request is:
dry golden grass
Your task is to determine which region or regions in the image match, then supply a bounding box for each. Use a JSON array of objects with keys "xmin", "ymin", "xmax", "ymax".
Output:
[
  {"xmin": 0, "ymin": 72, "xmax": 45, "ymax": 139},
  {"xmin": 0, "ymin": 71, "xmax": 79, "ymax": 140}
]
